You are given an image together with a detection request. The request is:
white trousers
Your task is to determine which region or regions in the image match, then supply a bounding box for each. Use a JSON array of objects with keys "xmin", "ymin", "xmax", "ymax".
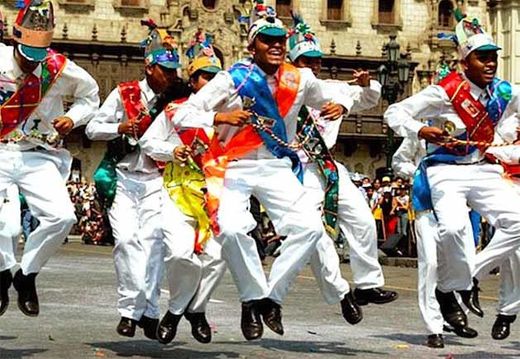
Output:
[
  {"xmin": 415, "ymin": 211, "xmax": 473, "ymax": 334},
  {"xmin": 496, "ymin": 250, "xmax": 520, "ymax": 316},
  {"xmin": 415, "ymin": 212, "xmax": 443, "ymax": 335},
  {"xmin": 475, "ymin": 179, "xmax": 520, "ymax": 316},
  {"xmin": 110, "ymin": 169, "xmax": 164, "ymax": 320},
  {"xmin": 429, "ymin": 163, "xmax": 520, "ymax": 292},
  {"xmin": 216, "ymin": 158, "xmax": 322, "ymax": 303},
  {"xmin": 161, "ymin": 193, "xmax": 226, "ymax": 314},
  {"xmin": 0, "ymin": 185, "xmax": 22, "ymax": 271},
  {"xmin": 302, "ymin": 162, "xmax": 384, "ymax": 303},
  {"xmin": 0, "ymin": 150, "xmax": 76, "ymax": 274}
]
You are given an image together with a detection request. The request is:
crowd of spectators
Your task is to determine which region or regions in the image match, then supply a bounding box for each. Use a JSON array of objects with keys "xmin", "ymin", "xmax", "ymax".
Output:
[
  {"xmin": 350, "ymin": 173, "xmax": 413, "ymax": 257},
  {"xmin": 66, "ymin": 179, "xmax": 113, "ymax": 246}
]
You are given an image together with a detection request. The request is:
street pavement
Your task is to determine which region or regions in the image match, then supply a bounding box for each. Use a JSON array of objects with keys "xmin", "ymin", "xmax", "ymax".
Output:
[{"xmin": 0, "ymin": 242, "xmax": 518, "ymax": 359}]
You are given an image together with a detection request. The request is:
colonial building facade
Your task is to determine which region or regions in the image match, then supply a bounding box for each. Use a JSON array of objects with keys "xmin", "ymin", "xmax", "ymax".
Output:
[{"xmin": 1, "ymin": 0, "xmax": 511, "ymax": 179}]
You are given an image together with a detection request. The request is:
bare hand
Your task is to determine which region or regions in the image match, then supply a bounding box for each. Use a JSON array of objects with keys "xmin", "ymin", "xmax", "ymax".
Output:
[
  {"xmin": 173, "ymin": 145, "xmax": 192, "ymax": 163},
  {"xmin": 52, "ymin": 117, "xmax": 74, "ymax": 136},
  {"xmin": 418, "ymin": 126, "xmax": 449, "ymax": 144},
  {"xmin": 118, "ymin": 121, "xmax": 138, "ymax": 136},
  {"xmin": 353, "ymin": 69, "xmax": 371, "ymax": 87},
  {"xmin": 214, "ymin": 110, "xmax": 252, "ymax": 126},
  {"xmin": 320, "ymin": 102, "xmax": 345, "ymax": 120}
]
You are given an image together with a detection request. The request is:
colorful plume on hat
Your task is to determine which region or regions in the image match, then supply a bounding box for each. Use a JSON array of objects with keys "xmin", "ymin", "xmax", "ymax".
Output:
[
  {"xmin": 438, "ymin": 7, "xmax": 499, "ymax": 59},
  {"xmin": 186, "ymin": 29, "xmax": 222, "ymax": 77},
  {"xmin": 287, "ymin": 12, "xmax": 322, "ymax": 62},
  {"xmin": 140, "ymin": 19, "xmax": 181, "ymax": 69},
  {"xmin": 239, "ymin": 0, "xmax": 286, "ymax": 45},
  {"xmin": 13, "ymin": 0, "xmax": 54, "ymax": 48}
]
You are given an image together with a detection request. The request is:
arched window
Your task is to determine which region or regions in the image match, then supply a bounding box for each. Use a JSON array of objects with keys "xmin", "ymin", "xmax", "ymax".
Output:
[
  {"xmin": 438, "ymin": 0, "xmax": 454, "ymax": 28},
  {"xmin": 276, "ymin": 0, "xmax": 292, "ymax": 18},
  {"xmin": 202, "ymin": 0, "xmax": 217, "ymax": 10}
]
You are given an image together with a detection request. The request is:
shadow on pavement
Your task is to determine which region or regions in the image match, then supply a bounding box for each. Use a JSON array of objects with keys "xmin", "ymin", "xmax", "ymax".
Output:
[
  {"xmin": 0, "ymin": 347, "xmax": 47, "ymax": 359},
  {"xmin": 219, "ymin": 338, "xmax": 386, "ymax": 356},
  {"xmin": 88, "ymin": 340, "xmax": 241, "ymax": 358},
  {"xmin": 436, "ymin": 352, "xmax": 520, "ymax": 359},
  {"xmin": 501, "ymin": 341, "xmax": 520, "ymax": 352},
  {"xmin": 372, "ymin": 333, "xmax": 476, "ymax": 347},
  {"xmin": 0, "ymin": 336, "xmax": 18, "ymax": 341}
]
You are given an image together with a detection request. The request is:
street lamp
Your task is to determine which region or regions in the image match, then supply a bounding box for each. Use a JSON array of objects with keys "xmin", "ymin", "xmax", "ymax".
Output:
[{"xmin": 377, "ymin": 34, "xmax": 413, "ymax": 173}]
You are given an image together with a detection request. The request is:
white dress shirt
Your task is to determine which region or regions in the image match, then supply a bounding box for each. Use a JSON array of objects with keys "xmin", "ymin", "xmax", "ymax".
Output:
[
  {"xmin": 392, "ymin": 136, "xmax": 427, "ymax": 178},
  {"xmin": 300, "ymin": 79, "xmax": 382, "ymax": 165},
  {"xmin": 86, "ymin": 79, "xmax": 158, "ymax": 174},
  {"xmin": 139, "ymin": 96, "xmax": 189, "ymax": 163},
  {"xmin": 0, "ymin": 46, "xmax": 99, "ymax": 151}
]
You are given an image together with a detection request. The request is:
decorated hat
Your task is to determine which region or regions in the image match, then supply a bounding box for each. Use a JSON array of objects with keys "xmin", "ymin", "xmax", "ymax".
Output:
[
  {"xmin": 140, "ymin": 19, "xmax": 181, "ymax": 70},
  {"xmin": 455, "ymin": 17, "xmax": 500, "ymax": 59},
  {"xmin": 13, "ymin": 0, "xmax": 55, "ymax": 62},
  {"xmin": 239, "ymin": 0, "xmax": 286, "ymax": 45},
  {"xmin": 287, "ymin": 13, "xmax": 322, "ymax": 62},
  {"xmin": 438, "ymin": 8, "xmax": 500, "ymax": 59},
  {"xmin": 186, "ymin": 29, "xmax": 222, "ymax": 77}
]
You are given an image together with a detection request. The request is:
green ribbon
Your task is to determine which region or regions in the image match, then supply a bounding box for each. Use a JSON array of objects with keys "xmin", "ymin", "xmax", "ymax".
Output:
[
  {"xmin": 93, "ymin": 137, "xmax": 137, "ymax": 208},
  {"xmin": 297, "ymin": 106, "xmax": 339, "ymax": 237}
]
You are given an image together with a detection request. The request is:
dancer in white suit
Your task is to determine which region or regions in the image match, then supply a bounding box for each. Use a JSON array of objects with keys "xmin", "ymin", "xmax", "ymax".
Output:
[{"xmin": 0, "ymin": 0, "xmax": 98, "ymax": 318}]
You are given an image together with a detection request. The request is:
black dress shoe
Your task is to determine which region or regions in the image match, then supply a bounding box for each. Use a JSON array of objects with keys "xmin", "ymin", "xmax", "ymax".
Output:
[
  {"xmin": 341, "ymin": 291, "xmax": 363, "ymax": 325},
  {"xmin": 185, "ymin": 312, "xmax": 211, "ymax": 343},
  {"xmin": 492, "ymin": 314, "xmax": 516, "ymax": 340},
  {"xmin": 12, "ymin": 270, "xmax": 38, "ymax": 317},
  {"xmin": 157, "ymin": 311, "xmax": 183, "ymax": 344},
  {"xmin": 0, "ymin": 269, "xmax": 12, "ymax": 316},
  {"xmin": 353, "ymin": 287, "xmax": 399, "ymax": 306},
  {"xmin": 435, "ymin": 289, "xmax": 467, "ymax": 329},
  {"xmin": 138, "ymin": 315, "xmax": 159, "ymax": 340},
  {"xmin": 443, "ymin": 323, "xmax": 478, "ymax": 338},
  {"xmin": 241, "ymin": 300, "xmax": 263, "ymax": 340},
  {"xmin": 458, "ymin": 278, "xmax": 483, "ymax": 318},
  {"xmin": 427, "ymin": 334, "xmax": 444, "ymax": 348},
  {"xmin": 259, "ymin": 298, "xmax": 284, "ymax": 335},
  {"xmin": 117, "ymin": 317, "xmax": 137, "ymax": 337}
]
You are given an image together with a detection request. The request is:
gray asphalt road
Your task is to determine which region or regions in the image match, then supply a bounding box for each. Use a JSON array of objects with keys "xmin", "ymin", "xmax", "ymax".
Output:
[{"xmin": 0, "ymin": 242, "xmax": 517, "ymax": 359}]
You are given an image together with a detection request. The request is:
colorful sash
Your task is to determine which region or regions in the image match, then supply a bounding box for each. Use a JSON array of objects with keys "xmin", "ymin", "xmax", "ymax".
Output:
[
  {"xmin": 118, "ymin": 80, "xmax": 153, "ymax": 139},
  {"xmin": 297, "ymin": 106, "xmax": 339, "ymax": 237},
  {"xmin": 162, "ymin": 98, "xmax": 213, "ymax": 253},
  {"xmin": 438, "ymin": 72, "xmax": 507, "ymax": 151},
  {"xmin": 162, "ymin": 98, "xmax": 262, "ymax": 238},
  {"xmin": 0, "ymin": 51, "xmax": 66, "ymax": 138},
  {"xmin": 228, "ymin": 61, "xmax": 303, "ymax": 181},
  {"xmin": 412, "ymin": 73, "xmax": 512, "ymax": 212}
]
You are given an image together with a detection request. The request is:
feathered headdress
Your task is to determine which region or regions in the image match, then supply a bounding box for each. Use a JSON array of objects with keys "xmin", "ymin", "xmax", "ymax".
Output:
[
  {"xmin": 12, "ymin": 0, "xmax": 55, "ymax": 61},
  {"xmin": 239, "ymin": 0, "xmax": 286, "ymax": 45},
  {"xmin": 287, "ymin": 12, "xmax": 322, "ymax": 62},
  {"xmin": 437, "ymin": 6, "xmax": 499, "ymax": 59},
  {"xmin": 140, "ymin": 19, "xmax": 180, "ymax": 69},
  {"xmin": 186, "ymin": 29, "xmax": 222, "ymax": 77}
]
